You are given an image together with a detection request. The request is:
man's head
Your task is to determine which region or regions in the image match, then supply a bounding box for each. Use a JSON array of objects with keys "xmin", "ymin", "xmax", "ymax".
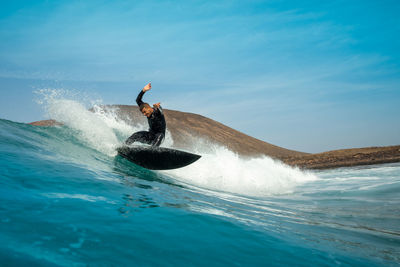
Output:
[{"xmin": 139, "ymin": 103, "xmax": 154, "ymax": 117}]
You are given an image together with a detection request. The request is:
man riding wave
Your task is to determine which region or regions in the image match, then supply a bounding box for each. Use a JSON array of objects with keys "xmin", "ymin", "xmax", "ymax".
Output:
[{"xmin": 125, "ymin": 83, "xmax": 166, "ymax": 146}]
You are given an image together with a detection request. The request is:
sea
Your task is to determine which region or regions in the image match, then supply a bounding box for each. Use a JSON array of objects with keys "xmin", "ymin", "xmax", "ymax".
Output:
[{"xmin": 0, "ymin": 91, "xmax": 399, "ymax": 266}]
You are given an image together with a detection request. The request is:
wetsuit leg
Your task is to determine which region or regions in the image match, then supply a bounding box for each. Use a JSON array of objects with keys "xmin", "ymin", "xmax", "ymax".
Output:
[
  {"xmin": 151, "ymin": 132, "xmax": 165, "ymax": 147},
  {"xmin": 125, "ymin": 131, "xmax": 154, "ymax": 145}
]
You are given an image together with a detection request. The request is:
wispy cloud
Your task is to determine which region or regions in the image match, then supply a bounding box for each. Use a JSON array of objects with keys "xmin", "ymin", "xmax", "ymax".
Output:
[{"xmin": 0, "ymin": 0, "xmax": 399, "ymax": 151}]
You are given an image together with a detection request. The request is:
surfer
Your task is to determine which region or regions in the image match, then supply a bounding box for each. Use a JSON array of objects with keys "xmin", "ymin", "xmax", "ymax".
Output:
[{"xmin": 125, "ymin": 83, "xmax": 166, "ymax": 147}]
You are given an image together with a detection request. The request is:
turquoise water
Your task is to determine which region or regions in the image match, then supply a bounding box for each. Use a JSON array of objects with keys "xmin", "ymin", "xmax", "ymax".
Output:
[{"xmin": 1, "ymin": 113, "xmax": 399, "ymax": 266}]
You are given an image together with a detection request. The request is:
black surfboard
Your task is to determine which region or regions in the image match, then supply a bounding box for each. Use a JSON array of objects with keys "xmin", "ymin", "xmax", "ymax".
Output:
[{"xmin": 117, "ymin": 146, "xmax": 201, "ymax": 170}]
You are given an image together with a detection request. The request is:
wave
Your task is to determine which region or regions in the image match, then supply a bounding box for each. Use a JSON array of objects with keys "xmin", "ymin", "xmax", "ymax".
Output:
[
  {"xmin": 10, "ymin": 89, "xmax": 318, "ymax": 197},
  {"xmin": 1, "ymin": 91, "xmax": 399, "ymax": 265}
]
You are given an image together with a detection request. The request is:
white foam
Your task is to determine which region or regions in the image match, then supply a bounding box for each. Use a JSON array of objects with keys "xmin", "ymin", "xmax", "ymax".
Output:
[
  {"xmin": 49, "ymin": 99, "xmax": 120, "ymax": 155},
  {"xmin": 35, "ymin": 89, "xmax": 142, "ymax": 156},
  {"xmin": 165, "ymin": 142, "xmax": 317, "ymax": 197}
]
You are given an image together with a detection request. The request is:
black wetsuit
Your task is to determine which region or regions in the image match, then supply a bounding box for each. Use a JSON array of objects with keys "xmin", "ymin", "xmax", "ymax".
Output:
[{"xmin": 125, "ymin": 90, "xmax": 166, "ymax": 146}]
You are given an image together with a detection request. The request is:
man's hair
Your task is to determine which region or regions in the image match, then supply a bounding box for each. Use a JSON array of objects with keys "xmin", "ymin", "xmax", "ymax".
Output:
[{"xmin": 139, "ymin": 103, "xmax": 151, "ymax": 111}]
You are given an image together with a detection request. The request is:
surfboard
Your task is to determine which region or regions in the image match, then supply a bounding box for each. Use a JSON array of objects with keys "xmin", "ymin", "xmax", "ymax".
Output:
[{"xmin": 117, "ymin": 146, "xmax": 201, "ymax": 170}]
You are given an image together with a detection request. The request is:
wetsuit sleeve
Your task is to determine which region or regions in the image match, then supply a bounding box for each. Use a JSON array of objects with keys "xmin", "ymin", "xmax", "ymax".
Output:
[{"xmin": 136, "ymin": 90, "xmax": 145, "ymax": 106}]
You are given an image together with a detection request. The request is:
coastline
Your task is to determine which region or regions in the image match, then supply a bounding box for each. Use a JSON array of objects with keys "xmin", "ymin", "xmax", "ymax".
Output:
[{"xmin": 281, "ymin": 146, "xmax": 400, "ymax": 170}]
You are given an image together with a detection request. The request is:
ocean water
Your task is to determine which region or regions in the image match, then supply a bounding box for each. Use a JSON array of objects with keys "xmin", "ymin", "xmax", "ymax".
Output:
[{"xmin": 0, "ymin": 95, "xmax": 399, "ymax": 266}]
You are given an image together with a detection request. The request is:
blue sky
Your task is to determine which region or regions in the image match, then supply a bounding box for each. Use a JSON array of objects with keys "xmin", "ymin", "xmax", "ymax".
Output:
[{"xmin": 0, "ymin": 0, "xmax": 399, "ymax": 152}]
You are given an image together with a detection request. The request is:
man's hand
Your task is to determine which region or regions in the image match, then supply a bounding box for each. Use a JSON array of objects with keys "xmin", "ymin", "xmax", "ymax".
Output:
[
  {"xmin": 153, "ymin": 102, "xmax": 161, "ymax": 109},
  {"xmin": 143, "ymin": 82, "xmax": 151, "ymax": 92}
]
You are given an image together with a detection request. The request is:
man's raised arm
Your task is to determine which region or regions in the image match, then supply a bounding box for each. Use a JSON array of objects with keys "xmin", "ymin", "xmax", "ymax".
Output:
[{"xmin": 136, "ymin": 82, "xmax": 151, "ymax": 106}]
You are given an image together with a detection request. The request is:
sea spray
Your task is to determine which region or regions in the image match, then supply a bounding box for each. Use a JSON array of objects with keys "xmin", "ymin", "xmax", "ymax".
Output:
[{"xmin": 35, "ymin": 89, "xmax": 173, "ymax": 156}]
